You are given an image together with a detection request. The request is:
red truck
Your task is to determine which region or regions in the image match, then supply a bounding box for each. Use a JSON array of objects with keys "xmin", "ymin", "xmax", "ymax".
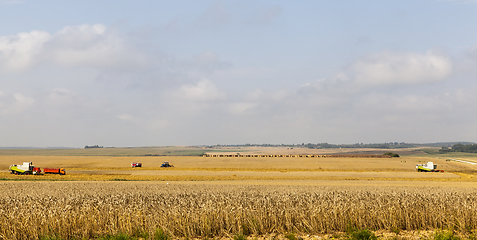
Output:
[{"xmin": 43, "ymin": 168, "xmax": 66, "ymax": 175}]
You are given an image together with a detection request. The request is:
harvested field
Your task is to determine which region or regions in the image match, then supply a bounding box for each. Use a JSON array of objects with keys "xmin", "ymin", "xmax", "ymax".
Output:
[
  {"xmin": 68, "ymin": 169, "xmax": 460, "ymax": 178},
  {"xmin": 0, "ymin": 170, "xmax": 464, "ymax": 182},
  {"xmin": 2, "ymin": 155, "xmax": 476, "ymax": 172},
  {"xmin": 2, "ymin": 155, "xmax": 477, "ymax": 181},
  {"xmin": 1, "ymin": 182, "xmax": 477, "ymax": 239}
]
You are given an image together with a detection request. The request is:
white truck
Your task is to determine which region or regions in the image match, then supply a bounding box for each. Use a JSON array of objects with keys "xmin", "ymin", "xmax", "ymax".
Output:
[{"xmin": 416, "ymin": 162, "xmax": 444, "ymax": 172}]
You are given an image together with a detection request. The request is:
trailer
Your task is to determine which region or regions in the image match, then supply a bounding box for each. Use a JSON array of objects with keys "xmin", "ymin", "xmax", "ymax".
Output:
[
  {"xmin": 43, "ymin": 168, "xmax": 66, "ymax": 175},
  {"xmin": 9, "ymin": 162, "xmax": 41, "ymax": 175}
]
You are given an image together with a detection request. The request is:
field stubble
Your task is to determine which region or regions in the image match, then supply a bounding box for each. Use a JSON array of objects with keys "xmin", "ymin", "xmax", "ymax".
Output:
[
  {"xmin": 1, "ymin": 182, "xmax": 477, "ymax": 239},
  {"xmin": 0, "ymin": 155, "xmax": 474, "ymax": 182},
  {"xmin": 1, "ymin": 155, "xmax": 470, "ymax": 171}
]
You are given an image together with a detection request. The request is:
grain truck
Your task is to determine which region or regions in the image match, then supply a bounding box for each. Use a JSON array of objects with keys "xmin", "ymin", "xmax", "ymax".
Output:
[{"xmin": 43, "ymin": 168, "xmax": 66, "ymax": 175}]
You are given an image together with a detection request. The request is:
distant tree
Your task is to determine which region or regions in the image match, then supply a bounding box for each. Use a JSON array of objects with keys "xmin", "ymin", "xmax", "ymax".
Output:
[
  {"xmin": 451, "ymin": 143, "xmax": 477, "ymax": 153},
  {"xmin": 452, "ymin": 143, "xmax": 465, "ymax": 152},
  {"xmin": 85, "ymin": 145, "xmax": 103, "ymax": 149},
  {"xmin": 383, "ymin": 152, "xmax": 400, "ymax": 157},
  {"xmin": 439, "ymin": 146, "xmax": 452, "ymax": 153}
]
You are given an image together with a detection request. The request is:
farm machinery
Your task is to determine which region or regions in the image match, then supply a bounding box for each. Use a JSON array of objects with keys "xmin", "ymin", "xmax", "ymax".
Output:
[
  {"xmin": 161, "ymin": 161, "xmax": 173, "ymax": 168},
  {"xmin": 9, "ymin": 162, "xmax": 41, "ymax": 175},
  {"xmin": 9, "ymin": 162, "xmax": 66, "ymax": 175},
  {"xmin": 131, "ymin": 162, "xmax": 142, "ymax": 167},
  {"xmin": 43, "ymin": 168, "xmax": 66, "ymax": 175},
  {"xmin": 416, "ymin": 162, "xmax": 444, "ymax": 172}
]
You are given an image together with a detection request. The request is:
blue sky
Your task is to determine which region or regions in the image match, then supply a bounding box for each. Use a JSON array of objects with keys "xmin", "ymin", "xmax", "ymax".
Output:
[{"xmin": 1, "ymin": 0, "xmax": 477, "ymax": 147}]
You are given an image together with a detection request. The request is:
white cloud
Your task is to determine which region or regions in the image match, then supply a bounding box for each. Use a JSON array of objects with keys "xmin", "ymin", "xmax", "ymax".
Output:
[
  {"xmin": 14, "ymin": 93, "xmax": 34, "ymax": 107},
  {"xmin": 188, "ymin": 50, "xmax": 232, "ymax": 74},
  {"xmin": 243, "ymin": 88, "xmax": 265, "ymax": 101},
  {"xmin": 51, "ymin": 88, "xmax": 71, "ymax": 95},
  {"xmin": 213, "ymin": 66, "xmax": 276, "ymax": 85},
  {"xmin": 228, "ymin": 102, "xmax": 257, "ymax": 115},
  {"xmin": 13, "ymin": 93, "xmax": 35, "ymax": 107},
  {"xmin": 0, "ymin": 93, "xmax": 35, "ymax": 115},
  {"xmin": 0, "ymin": 24, "xmax": 149, "ymax": 72},
  {"xmin": 46, "ymin": 24, "xmax": 148, "ymax": 69},
  {"xmin": 239, "ymin": 88, "xmax": 290, "ymax": 107},
  {"xmin": 0, "ymin": 31, "xmax": 50, "ymax": 71},
  {"xmin": 194, "ymin": 51, "xmax": 219, "ymax": 66},
  {"xmin": 292, "ymin": 75, "xmax": 358, "ymax": 110},
  {"xmin": 46, "ymin": 88, "xmax": 76, "ymax": 108},
  {"xmin": 352, "ymin": 50, "xmax": 453, "ymax": 85},
  {"xmin": 162, "ymin": 80, "xmax": 227, "ymax": 118},
  {"xmin": 357, "ymin": 93, "xmax": 450, "ymax": 114},
  {"xmin": 224, "ymin": 88, "xmax": 292, "ymax": 116},
  {"xmin": 174, "ymin": 79, "xmax": 226, "ymax": 102}
]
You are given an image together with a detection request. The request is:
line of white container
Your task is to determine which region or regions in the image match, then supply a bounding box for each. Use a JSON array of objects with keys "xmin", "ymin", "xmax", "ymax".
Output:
[{"xmin": 448, "ymin": 158, "xmax": 477, "ymax": 165}]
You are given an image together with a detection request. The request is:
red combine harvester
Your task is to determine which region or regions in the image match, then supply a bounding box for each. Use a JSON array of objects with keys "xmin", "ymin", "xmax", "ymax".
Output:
[
  {"xmin": 43, "ymin": 168, "xmax": 66, "ymax": 175},
  {"xmin": 131, "ymin": 162, "xmax": 142, "ymax": 167}
]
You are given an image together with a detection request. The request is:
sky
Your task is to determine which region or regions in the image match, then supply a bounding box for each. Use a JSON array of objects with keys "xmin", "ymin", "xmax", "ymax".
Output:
[{"xmin": 1, "ymin": 0, "xmax": 477, "ymax": 147}]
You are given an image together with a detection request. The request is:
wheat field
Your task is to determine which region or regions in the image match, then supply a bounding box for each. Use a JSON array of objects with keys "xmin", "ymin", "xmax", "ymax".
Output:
[
  {"xmin": 1, "ymin": 182, "xmax": 477, "ymax": 239},
  {"xmin": 2, "ymin": 148, "xmax": 477, "ymax": 239}
]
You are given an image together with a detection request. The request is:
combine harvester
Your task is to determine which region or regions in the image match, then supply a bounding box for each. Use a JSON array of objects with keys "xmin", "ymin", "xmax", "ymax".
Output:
[
  {"xmin": 416, "ymin": 162, "xmax": 444, "ymax": 172},
  {"xmin": 9, "ymin": 162, "xmax": 41, "ymax": 175}
]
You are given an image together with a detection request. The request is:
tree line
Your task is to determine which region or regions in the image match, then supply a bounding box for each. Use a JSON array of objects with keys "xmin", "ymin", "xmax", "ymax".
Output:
[
  {"xmin": 209, "ymin": 142, "xmax": 415, "ymax": 149},
  {"xmin": 439, "ymin": 143, "xmax": 477, "ymax": 153}
]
